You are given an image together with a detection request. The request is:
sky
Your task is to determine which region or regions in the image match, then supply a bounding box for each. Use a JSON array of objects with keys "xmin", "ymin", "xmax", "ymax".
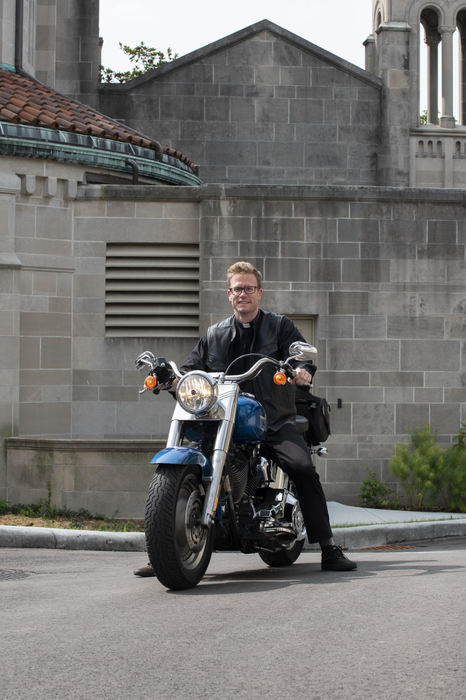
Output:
[{"xmin": 99, "ymin": 0, "xmax": 374, "ymax": 73}]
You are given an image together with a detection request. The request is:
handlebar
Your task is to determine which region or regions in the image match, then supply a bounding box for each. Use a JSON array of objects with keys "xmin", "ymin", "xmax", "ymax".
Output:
[
  {"xmin": 136, "ymin": 350, "xmax": 302, "ymax": 394},
  {"xmin": 223, "ymin": 355, "xmax": 284, "ymax": 382}
]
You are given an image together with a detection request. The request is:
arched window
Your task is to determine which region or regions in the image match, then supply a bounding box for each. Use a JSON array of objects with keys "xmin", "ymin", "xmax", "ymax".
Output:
[
  {"xmin": 420, "ymin": 7, "xmax": 441, "ymax": 124},
  {"xmin": 457, "ymin": 9, "xmax": 466, "ymax": 124}
]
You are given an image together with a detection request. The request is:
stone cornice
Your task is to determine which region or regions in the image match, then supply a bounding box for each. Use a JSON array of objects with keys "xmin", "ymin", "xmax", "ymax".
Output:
[
  {"xmin": 78, "ymin": 183, "xmax": 466, "ymax": 205},
  {"xmin": 6, "ymin": 437, "xmax": 165, "ymax": 452}
]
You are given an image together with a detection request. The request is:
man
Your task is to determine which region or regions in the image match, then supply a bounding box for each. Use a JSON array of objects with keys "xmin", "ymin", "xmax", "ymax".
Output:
[{"xmin": 135, "ymin": 261, "xmax": 356, "ymax": 576}]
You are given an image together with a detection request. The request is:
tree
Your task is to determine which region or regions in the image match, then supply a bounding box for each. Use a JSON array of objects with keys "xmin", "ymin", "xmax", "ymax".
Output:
[{"xmin": 99, "ymin": 41, "xmax": 178, "ymax": 83}]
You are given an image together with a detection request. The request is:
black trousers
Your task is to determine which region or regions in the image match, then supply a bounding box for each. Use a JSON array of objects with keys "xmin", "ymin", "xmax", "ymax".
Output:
[{"xmin": 265, "ymin": 423, "xmax": 333, "ymax": 545}]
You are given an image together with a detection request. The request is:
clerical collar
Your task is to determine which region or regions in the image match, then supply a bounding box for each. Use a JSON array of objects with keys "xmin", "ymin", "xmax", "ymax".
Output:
[{"xmin": 235, "ymin": 310, "xmax": 261, "ymax": 330}]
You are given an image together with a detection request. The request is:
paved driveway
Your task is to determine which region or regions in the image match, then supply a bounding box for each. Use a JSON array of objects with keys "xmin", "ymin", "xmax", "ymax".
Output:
[{"xmin": 1, "ymin": 539, "xmax": 465, "ymax": 699}]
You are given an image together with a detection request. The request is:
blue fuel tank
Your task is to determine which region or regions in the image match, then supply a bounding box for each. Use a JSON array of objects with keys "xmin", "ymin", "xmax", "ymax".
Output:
[{"xmin": 233, "ymin": 395, "xmax": 267, "ymax": 443}]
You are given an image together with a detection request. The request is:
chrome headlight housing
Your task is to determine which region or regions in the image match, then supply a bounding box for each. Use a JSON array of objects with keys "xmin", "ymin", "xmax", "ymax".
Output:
[{"xmin": 176, "ymin": 371, "xmax": 218, "ymax": 415}]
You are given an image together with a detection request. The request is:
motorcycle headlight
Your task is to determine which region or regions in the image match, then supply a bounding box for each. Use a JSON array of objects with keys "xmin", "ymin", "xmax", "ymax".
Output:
[{"xmin": 176, "ymin": 372, "xmax": 218, "ymax": 415}]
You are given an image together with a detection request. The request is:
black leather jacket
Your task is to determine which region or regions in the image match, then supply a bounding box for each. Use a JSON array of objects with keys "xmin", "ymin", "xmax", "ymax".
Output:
[{"xmin": 181, "ymin": 310, "xmax": 310, "ymax": 430}]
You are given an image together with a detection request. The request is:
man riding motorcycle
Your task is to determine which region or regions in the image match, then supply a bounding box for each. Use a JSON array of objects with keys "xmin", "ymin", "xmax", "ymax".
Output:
[{"xmin": 135, "ymin": 261, "xmax": 356, "ymax": 576}]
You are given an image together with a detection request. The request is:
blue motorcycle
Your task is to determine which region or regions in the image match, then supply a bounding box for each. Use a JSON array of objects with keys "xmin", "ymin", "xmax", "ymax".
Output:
[{"xmin": 136, "ymin": 342, "xmax": 325, "ymax": 590}]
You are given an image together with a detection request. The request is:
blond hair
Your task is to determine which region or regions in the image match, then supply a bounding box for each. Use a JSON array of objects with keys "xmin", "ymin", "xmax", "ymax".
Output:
[{"xmin": 227, "ymin": 261, "xmax": 262, "ymax": 288}]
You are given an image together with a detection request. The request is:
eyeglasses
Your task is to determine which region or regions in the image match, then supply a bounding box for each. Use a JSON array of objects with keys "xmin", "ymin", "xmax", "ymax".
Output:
[{"xmin": 228, "ymin": 286, "xmax": 259, "ymax": 296}]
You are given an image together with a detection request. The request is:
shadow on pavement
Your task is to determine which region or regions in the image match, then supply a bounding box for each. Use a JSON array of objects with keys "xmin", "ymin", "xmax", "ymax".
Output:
[{"xmin": 167, "ymin": 554, "xmax": 465, "ymax": 595}]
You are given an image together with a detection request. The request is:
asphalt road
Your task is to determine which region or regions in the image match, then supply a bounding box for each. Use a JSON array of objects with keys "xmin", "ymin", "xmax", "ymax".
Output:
[{"xmin": 1, "ymin": 538, "xmax": 465, "ymax": 700}]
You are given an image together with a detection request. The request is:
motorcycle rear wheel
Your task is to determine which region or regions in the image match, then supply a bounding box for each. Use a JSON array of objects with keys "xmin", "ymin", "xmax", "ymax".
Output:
[
  {"xmin": 258, "ymin": 539, "xmax": 304, "ymax": 567},
  {"xmin": 145, "ymin": 464, "xmax": 213, "ymax": 590}
]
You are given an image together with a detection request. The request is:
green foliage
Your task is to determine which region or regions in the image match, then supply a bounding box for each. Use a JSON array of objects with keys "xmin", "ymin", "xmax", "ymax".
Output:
[
  {"xmin": 389, "ymin": 425, "xmax": 443, "ymax": 509},
  {"xmin": 419, "ymin": 109, "xmax": 441, "ymax": 125},
  {"xmin": 453, "ymin": 421, "xmax": 466, "ymax": 449},
  {"xmin": 360, "ymin": 470, "xmax": 399, "ymax": 509},
  {"xmin": 0, "ymin": 499, "xmax": 144, "ymax": 532},
  {"xmin": 1, "ymin": 500, "xmax": 94, "ymax": 519},
  {"xmin": 388, "ymin": 423, "xmax": 466, "ymax": 512},
  {"xmin": 435, "ymin": 423, "xmax": 466, "ymax": 513},
  {"xmin": 99, "ymin": 41, "xmax": 178, "ymax": 83}
]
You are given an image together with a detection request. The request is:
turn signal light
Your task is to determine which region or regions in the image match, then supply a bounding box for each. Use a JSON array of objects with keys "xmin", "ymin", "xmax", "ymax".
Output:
[
  {"xmin": 273, "ymin": 371, "xmax": 287, "ymax": 385},
  {"xmin": 144, "ymin": 375, "xmax": 157, "ymax": 389}
]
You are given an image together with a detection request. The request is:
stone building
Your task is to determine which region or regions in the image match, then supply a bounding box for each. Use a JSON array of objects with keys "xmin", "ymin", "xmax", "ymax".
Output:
[{"xmin": 0, "ymin": 0, "xmax": 464, "ymax": 516}]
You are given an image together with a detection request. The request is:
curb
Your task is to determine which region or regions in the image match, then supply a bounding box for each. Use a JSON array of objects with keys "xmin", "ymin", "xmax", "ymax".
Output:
[
  {"xmin": 328, "ymin": 518, "xmax": 466, "ymax": 550},
  {"xmin": 0, "ymin": 525, "xmax": 146, "ymax": 552},
  {"xmin": 1, "ymin": 519, "xmax": 466, "ymax": 552}
]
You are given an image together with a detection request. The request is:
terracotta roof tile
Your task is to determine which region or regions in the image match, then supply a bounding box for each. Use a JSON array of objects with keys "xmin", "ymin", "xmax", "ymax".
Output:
[{"xmin": 0, "ymin": 69, "xmax": 197, "ymax": 173}]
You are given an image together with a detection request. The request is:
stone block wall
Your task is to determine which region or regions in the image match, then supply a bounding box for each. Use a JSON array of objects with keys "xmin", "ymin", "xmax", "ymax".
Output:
[
  {"xmin": 35, "ymin": 0, "xmax": 101, "ymax": 109},
  {"xmin": 3, "ymin": 174, "xmax": 465, "ymax": 511},
  {"xmin": 99, "ymin": 23, "xmax": 382, "ymax": 186},
  {"xmin": 6, "ymin": 438, "xmax": 163, "ymax": 517},
  {"xmin": 196, "ymin": 184, "xmax": 465, "ymax": 503}
]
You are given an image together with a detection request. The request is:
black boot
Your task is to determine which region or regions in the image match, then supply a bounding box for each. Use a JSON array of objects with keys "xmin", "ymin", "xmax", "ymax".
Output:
[{"xmin": 321, "ymin": 545, "xmax": 357, "ymax": 571}]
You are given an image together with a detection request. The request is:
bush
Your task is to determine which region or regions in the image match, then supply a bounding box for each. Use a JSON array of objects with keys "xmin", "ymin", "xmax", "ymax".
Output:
[
  {"xmin": 389, "ymin": 425, "xmax": 444, "ymax": 509},
  {"xmin": 360, "ymin": 471, "xmax": 399, "ymax": 509},
  {"xmin": 435, "ymin": 423, "xmax": 466, "ymax": 513},
  {"xmin": 389, "ymin": 423, "xmax": 466, "ymax": 511}
]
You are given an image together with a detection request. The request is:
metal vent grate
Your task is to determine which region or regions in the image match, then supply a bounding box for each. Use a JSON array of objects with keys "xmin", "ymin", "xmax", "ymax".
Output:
[{"xmin": 105, "ymin": 243, "xmax": 199, "ymax": 337}]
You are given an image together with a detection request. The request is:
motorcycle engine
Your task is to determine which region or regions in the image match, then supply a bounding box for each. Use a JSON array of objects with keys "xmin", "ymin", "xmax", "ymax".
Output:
[{"xmin": 226, "ymin": 447, "xmax": 257, "ymax": 503}]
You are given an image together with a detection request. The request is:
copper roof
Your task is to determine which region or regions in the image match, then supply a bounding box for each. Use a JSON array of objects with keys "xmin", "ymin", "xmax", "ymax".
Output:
[{"xmin": 0, "ymin": 69, "xmax": 196, "ymax": 173}]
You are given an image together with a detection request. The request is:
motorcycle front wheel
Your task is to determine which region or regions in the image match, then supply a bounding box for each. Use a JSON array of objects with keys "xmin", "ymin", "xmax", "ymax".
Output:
[
  {"xmin": 145, "ymin": 464, "xmax": 213, "ymax": 590},
  {"xmin": 258, "ymin": 539, "xmax": 304, "ymax": 567}
]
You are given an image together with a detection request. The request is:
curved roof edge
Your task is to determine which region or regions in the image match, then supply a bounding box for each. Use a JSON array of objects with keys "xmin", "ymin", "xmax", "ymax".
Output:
[
  {"xmin": 0, "ymin": 122, "xmax": 201, "ymax": 186},
  {"xmin": 0, "ymin": 69, "xmax": 200, "ymax": 183}
]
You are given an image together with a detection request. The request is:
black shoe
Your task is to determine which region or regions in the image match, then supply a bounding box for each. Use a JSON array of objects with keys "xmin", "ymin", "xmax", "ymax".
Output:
[
  {"xmin": 134, "ymin": 562, "xmax": 155, "ymax": 577},
  {"xmin": 321, "ymin": 545, "xmax": 357, "ymax": 571}
]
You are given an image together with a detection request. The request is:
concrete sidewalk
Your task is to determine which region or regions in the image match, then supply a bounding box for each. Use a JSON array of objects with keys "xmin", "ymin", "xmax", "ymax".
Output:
[
  {"xmin": 1, "ymin": 502, "xmax": 465, "ymax": 552},
  {"xmin": 324, "ymin": 501, "xmax": 466, "ymax": 550}
]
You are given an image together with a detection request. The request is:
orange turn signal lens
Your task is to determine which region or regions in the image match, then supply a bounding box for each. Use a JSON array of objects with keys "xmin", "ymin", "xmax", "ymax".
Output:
[
  {"xmin": 144, "ymin": 375, "xmax": 157, "ymax": 389},
  {"xmin": 273, "ymin": 371, "xmax": 287, "ymax": 386}
]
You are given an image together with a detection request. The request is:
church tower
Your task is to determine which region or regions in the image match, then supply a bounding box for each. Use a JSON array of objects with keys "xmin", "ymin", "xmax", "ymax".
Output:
[
  {"xmin": 35, "ymin": 0, "xmax": 101, "ymax": 108},
  {"xmin": 366, "ymin": 0, "xmax": 466, "ymax": 187},
  {"xmin": 0, "ymin": 0, "xmax": 101, "ymax": 108}
]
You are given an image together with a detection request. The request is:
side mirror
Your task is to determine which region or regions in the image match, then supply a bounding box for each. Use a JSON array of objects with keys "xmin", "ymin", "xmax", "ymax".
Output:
[
  {"xmin": 288, "ymin": 341, "xmax": 318, "ymax": 361},
  {"xmin": 135, "ymin": 350, "xmax": 156, "ymax": 370}
]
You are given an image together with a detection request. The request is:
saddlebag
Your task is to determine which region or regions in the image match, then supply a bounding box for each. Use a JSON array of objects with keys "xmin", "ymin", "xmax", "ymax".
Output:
[{"xmin": 295, "ymin": 391, "xmax": 331, "ymax": 446}]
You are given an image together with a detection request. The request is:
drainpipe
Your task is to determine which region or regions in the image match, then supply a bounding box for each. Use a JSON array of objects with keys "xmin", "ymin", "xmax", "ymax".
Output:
[
  {"xmin": 152, "ymin": 140, "xmax": 163, "ymax": 161},
  {"xmin": 125, "ymin": 158, "xmax": 139, "ymax": 184},
  {"xmin": 15, "ymin": 0, "xmax": 24, "ymax": 73}
]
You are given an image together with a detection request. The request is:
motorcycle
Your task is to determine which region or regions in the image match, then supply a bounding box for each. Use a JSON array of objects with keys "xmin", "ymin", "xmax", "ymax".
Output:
[{"xmin": 135, "ymin": 341, "xmax": 327, "ymax": 590}]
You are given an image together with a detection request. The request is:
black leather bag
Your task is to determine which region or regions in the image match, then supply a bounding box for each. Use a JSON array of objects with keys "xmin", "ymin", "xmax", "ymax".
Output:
[{"xmin": 295, "ymin": 391, "xmax": 331, "ymax": 446}]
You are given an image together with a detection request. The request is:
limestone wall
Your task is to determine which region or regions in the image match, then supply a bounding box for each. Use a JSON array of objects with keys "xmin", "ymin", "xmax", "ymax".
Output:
[
  {"xmin": 5, "ymin": 438, "xmax": 163, "ymax": 517},
  {"xmin": 99, "ymin": 24, "xmax": 382, "ymax": 187},
  {"xmin": 2, "ymin": 173, "xmax": 465, "ymax": 511}
]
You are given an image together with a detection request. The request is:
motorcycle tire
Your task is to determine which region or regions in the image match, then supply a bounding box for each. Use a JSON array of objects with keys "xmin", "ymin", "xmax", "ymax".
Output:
[
  {"xmin": 145, "ymin": 464, "xmax": 213, "ymax": 590},
  {"xmin": 258, "ymin": 539, "xmax": 304, "ymax": 567}
]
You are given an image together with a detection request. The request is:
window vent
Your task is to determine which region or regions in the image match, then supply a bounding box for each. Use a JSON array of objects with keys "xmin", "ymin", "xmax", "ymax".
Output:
[{"xmin": 105, "ymin": 243, "xmax": 199, "ymax": 337}]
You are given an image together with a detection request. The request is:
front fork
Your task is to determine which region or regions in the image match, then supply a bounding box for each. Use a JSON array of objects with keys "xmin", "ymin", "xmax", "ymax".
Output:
[
  {"xmin": 200, "ymin": 392, "xmax": 238, "ymax": 526},
  {"xmin": 165, "ymin": 386, "xmax": 239, "ymax": 528}
]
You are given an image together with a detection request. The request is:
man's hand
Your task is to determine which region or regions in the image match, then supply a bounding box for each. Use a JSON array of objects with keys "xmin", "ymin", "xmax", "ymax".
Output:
[
  {"xmin": 289, "ymin": 367, "xmax": 313, "ymax": 387},
  {"xmin": 158, "ymin": 377, "xmax": 178, "ymax": 393}
]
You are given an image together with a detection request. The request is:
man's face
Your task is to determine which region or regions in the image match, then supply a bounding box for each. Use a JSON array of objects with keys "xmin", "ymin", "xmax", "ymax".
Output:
[{"xmin": 227, "ymin": 273, "xmax": 262, "ymax": 320}]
